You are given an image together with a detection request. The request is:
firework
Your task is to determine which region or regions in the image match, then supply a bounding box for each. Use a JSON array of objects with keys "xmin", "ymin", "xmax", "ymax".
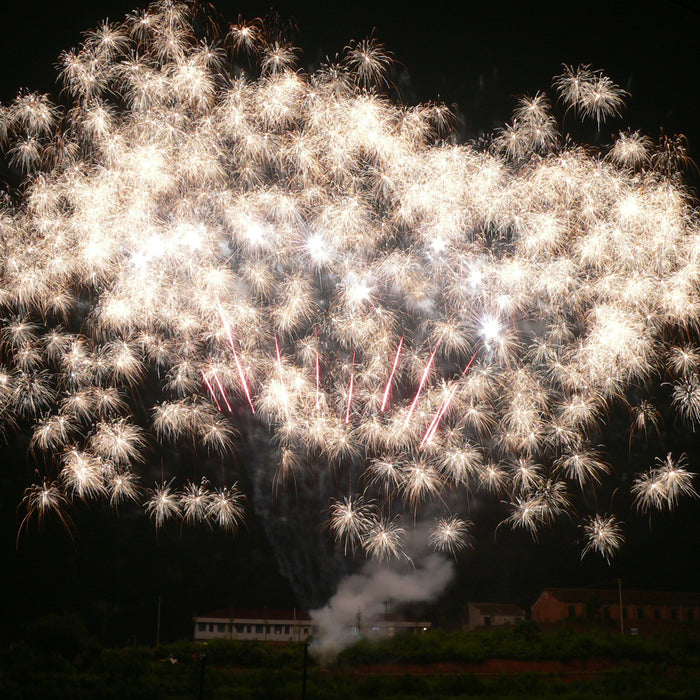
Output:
[
  {"xmin": 581, "ymin": 514, "xmax": 624, "ymax": 563},
  {"xmin": 428, "ymin": 516, "xmax": 473, "ymax": 556},
  {"xmin": 328, "ymin": 496, "xmax": 377, "ymax": 555},
  {"xmin": 632, "ymin": 453, "xmax": 698, "ymax": 513},
  {"xmin": 2, "ymin": 1, "xmax": 698, "ymax": 564}
]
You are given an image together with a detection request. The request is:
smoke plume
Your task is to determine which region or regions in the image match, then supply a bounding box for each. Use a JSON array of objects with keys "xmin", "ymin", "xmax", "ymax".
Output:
[{"xmin": 309, "ymin": 553, "xmax": 454, "ymax": 662}]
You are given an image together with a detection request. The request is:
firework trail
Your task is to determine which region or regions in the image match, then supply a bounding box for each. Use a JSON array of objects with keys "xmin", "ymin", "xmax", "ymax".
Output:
[{"xmin": 1, "ymin": 1, "xmax": 698, "ymax": 569}]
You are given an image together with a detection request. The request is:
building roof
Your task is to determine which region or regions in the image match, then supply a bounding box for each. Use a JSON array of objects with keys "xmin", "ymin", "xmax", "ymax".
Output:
[
  {"xmin": 469, "ymin": 602, "xmax": 525, "ymax": 616},
  {"xmin": 195, "ymin": 609, "xmax": 312, "ymax": 622},
  {"xmin": 195, "ymin": 609, "xmax": 431, "ymax": 625},
  {"xmin": 535, "ymin": 588, "xmax": 700, "ymax": 607}
]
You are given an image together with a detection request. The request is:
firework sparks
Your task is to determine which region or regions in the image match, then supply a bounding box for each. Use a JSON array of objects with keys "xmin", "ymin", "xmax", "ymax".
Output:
[
  {"xmin": 632, "ymin": 453, "xmax": 698, "ymax": 513},
  {"xmin": 581, "ymin": 514, "xmax": 624, "ymax": 563},
  {"xmin": 428, "ymin": 516, "xmax": 473, "ymax": 556},
  {"xmin": 2, "ymin": 1, "xmax": 698, "ymax": 561},
  {"xmin": 329, "ymin": 496, "xmax": 376, "ymax": 555},
  {"xmin": 145, "ymin": 481, "xmax": 181, "ymax": 530}
]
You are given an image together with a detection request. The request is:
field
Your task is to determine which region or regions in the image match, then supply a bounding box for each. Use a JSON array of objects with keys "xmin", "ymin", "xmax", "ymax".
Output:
[{"xmin": 3, "ymin": 618, "xmax": 700, "ymax": 699}]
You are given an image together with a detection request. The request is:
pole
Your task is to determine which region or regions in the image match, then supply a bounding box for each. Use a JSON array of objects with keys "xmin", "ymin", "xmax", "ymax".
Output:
[
  {"xmin": 156, "ymin": 595, "xmax": 161, "ymax": 648},
  {"xmin": 618, "ymin": 578, "xmax": 624, "ymax": 635},
  {"xmin": 199, "ymin": 650, "xmax": 206, "ymax": 700},
  {"xmin": 301, "ymin": 640, "xmax": 308, "ymax": 700}
]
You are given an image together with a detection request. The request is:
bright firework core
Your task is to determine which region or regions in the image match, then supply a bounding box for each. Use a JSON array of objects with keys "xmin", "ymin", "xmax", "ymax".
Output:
[{"xmin": 1, "ymin": 1, "xmax": 698, "ymax": 566}]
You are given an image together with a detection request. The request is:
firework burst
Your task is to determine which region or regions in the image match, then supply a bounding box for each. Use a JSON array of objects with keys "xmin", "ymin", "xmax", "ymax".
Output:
[{"xmin": 2, "ymin": 1, "xmax": 698, "ymax": 564}]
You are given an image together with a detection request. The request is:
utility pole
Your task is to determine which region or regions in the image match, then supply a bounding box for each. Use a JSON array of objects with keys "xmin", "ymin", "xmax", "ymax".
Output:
[
  {"xmin": 199, "ymin": 649, "xmax": 206, "ymax": 700},
  {"xmin": 156, "ymin": 595, "xmax": 161, "ymax": 648},
  {"xmin": 618, "ymin": 578, "xmax": 624, "ymax": 635},
  {"xmin": 301, "ymin": 640, "xmax": 309, "ymax": 700}
]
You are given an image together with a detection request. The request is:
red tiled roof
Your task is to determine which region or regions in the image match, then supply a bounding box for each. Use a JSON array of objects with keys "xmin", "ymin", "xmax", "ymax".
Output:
[
  {"xmin": 195, "ymin": 609, "xmax": 312, "ymax": 622},
  {"xmin": 538, "ymin": 588, "xmax": 700, "ymax": 606},
  {"xmin": 196, "ymin": 609, "xmax": 429, "ymax": 624}
]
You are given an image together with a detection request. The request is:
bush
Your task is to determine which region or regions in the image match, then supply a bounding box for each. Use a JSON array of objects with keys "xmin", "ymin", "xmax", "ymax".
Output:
[
  {"xmin": 155, "ymin": 638, "xmax": 308, "ymax": 669},
  {"xmin": 24, "ymin": 613, "xmax": 96, "ymax": 661},
  {"xmin": 335, "ymin": 626, "xmax": 700, "ymax": 668}
]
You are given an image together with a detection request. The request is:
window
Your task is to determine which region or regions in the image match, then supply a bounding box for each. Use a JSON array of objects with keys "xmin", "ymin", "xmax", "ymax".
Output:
[
  {"xmin": 653, "ymin": 608, "xmax": 661, "ymax": 620},
  {"xmin": 637, "ymin": 608, "xmax": 644, "ymax": 619},
  {"xmin": 284, "ymin": 625, "xmax": 290, "ymax": 634},
  {"xmin": 603, "ymin": 606, "xmax": 610, "ymax": 620},
  {"xmin": 217, "ymin": 623, "xmax": 226, "ymax": 633},
  {"xmin": 688, "ymin": 609, "xmax": 695, "ymax": 621},
  {"xmin": 671, "ymin": 609, "xmax": 678, "ymax": 621},
  {"xmin": 198, "ymin": 622, "xmax": 206, "ymax": 632},
  {"xmin": 568, "ymin": 605, "xmax": 575, "ymax": 618},
  {"xmin": 255, "ymin": 624, "xmax": 263, "ymax": 634},
  {"xmin": 274, "ymin": 625, "xmax": 283, "ymax": 634},
  {"xmin": 235, "ymin": 624, "xmax": 245, "ymax": 633},
  {"xmin": 209, "ymin": 624, "xmax": 214, "ymax": 632}
]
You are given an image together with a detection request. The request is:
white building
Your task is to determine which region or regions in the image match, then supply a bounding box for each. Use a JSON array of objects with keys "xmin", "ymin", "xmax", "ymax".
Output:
[
  {"xmin": 194, "ymin": 609, "xmax": 314, "ymax": 642},
  {"xmin": 194, "ymin": 608, "xmax": 431, "ymax": 642}
]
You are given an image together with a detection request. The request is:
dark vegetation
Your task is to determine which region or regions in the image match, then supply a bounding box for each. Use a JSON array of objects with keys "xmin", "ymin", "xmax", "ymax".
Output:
[
  {"xmin": 3, "ymin": 615, "xmax": 700, "ymax": 699},
  {"xmin": 336, "ymin": 622, "xmax": 700, "ymax": 666}
]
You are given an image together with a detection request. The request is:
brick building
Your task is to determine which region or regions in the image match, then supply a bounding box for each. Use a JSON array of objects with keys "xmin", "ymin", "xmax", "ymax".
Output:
[{"xmin": 532, "ymin": 587, "xmax": 700, "ymax": 633}]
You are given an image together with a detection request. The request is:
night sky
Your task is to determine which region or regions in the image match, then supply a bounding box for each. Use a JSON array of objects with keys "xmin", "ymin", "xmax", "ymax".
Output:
[{"xmin": 1, "ymin": 0, "xmax": 700, "ymax": 646}]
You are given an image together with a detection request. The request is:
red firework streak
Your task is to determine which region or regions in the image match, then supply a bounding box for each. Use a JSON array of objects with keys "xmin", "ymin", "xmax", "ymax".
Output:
[
  {"xmin": 420, "ymin": 348, "xmax": 479, "ymax": 447},
  {"xmin": 380, "ymin": 335, "xmax": 404, "ymax": 412},
  {"xmin": 201, "ymin": 362, "xmax": 233, "ymax": 412},
  {"xmin": 217, "ymin": 305, "xmax": 256, "ymax": 414},
  {"xmin": 403, "ymin": 335, "xmax": 444, "ymax": 429},
  {"xmin": 212, "ymin": 368, "xmax": 233, "ymax": 412},
  {"xmin": 201, "ymin": 367, "xmax": 222, "ymax": 411},
  {"xmin": 274, "ymin": 335, "xmax": 283, "ymax": 366},
  {"xmin": 315, "ymin": 327, "xmax": 321, "ymax": 410},
  {"xmin": 345, "ymin": 351, "xmax": 356, "ymax": 424}
]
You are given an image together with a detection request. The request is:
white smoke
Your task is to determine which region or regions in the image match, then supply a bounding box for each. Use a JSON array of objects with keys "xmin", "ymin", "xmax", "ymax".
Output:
[{"xmin": 309, "ymin": 552, "xmax": 454, "ymax": 662}]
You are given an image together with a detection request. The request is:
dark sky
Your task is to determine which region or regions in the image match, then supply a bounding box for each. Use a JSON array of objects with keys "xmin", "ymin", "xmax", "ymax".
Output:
[
  {"xmin": 1, "ymin": 0, "xmax": 700, "ymax": 646},
  {"xmin": 1, "ymin": 0, "xmax": 699, "ymax": 147}
]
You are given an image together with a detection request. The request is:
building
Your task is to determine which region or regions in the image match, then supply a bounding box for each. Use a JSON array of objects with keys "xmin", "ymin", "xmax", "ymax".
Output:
[
  {"xmin": 193, "ymin": 608, "xmax": 431, "ymax": 642},
  {"xmin": 194, "ymin": 609, "xmax": 314, "ymax": 642},
  {"xmin": 464, "ymin": 602, "xmax": 526, "ymax": 631},
  {"xmin": 532, "ymin": 587, "xmax": 700, "ymax": 633}
]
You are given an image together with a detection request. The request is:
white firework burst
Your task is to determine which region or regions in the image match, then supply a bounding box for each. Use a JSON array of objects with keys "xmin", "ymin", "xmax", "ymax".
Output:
[{"xmin": 3, "ymin": 1, "xmax": 698, "ymax": 563}]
